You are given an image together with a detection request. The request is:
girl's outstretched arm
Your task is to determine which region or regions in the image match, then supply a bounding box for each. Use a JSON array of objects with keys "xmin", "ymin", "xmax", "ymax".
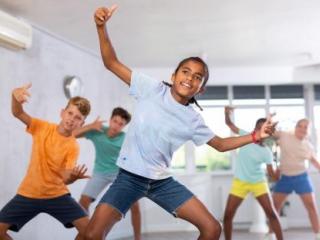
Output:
[
  {"xmin": 95, "ymin": 5, "xmax": 132, "ymax": 85},
  {"xmin": 207, "ymin": 114, "xmax": 275, "ymax": 152}
]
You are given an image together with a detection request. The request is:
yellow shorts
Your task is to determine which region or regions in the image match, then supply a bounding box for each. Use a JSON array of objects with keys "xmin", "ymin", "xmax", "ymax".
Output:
[{"xmin": 230, "ymin": 178, "xmax": 269, "ymax": 199}]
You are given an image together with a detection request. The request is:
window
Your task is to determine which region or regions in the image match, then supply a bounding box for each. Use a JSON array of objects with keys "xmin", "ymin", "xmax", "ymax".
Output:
[
  {"xmin": 233, "ymin": 108, "xmax": 266, "ymax": 131},
  {"xmin": 194, "ymin": 107, "xmax": 231, "ymax": 171},
  {"xmin": 171, "ymin": 145, "xmax": 186, "ymax": 171},
  {"xmin": 270, "ymin": 105, "xmax": 305, "ymax": 131},
  {"xmin": 314, "ymin": 105, "xmax": 320, "ymax": 153},
  {"xmin": 313, "ymin": 84, "xmax": 320, "ymax": 153},
  {"xmin": 270, "ymin": 85, "xmax": 305, "ymax": 131},
  {"xmin": 232, "ymin": 86, "xmax": 266, "ymax": 106},
  {"xmin": 170, "ymin": 83, "xmax": 317, "ymax": 173}
]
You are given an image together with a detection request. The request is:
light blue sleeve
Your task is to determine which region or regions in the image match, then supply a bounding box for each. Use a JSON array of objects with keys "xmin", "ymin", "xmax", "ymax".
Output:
[
  {"xmin": 129, "ymin": 71, "xmax": 162, "ymax": 99},
  {"xmin": 192, "ymin": 117, "xmax": 215, "ymax": 146},
  {"xmin": 238, "ymin": 129, "xmax": 249, "ymax": 136},
  {"xmin": 264, "ymin": 148, "xmax": 273, "ymax": 164}
]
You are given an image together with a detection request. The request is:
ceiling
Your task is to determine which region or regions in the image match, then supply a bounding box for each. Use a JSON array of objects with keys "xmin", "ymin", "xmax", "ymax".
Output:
[{"xmin": 1, "ymin": 0, "xmax": 320, "ymax": 68}]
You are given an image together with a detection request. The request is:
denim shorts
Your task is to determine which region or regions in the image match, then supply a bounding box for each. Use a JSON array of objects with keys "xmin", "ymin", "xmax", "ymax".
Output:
[
  {"xmin": 99, "ymin": 168, "xmax": 194, "ymax": 217},
  {"xmin": 0, "ymin": 194, "xmax": 87, "ymax": 232},
  {"xmin": 273, "ymin": 172, "xmax": 314, "ymax": 195},
  {"xmin": 82, "ymin": 172, "xmax": 118, "ymax": 200}
]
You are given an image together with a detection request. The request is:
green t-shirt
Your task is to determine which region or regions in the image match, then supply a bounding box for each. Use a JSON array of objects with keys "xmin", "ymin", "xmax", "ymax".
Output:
[
  {"xmin": 234, "ymin": 129, "xmax": 273, "ymax": 183},
  {"xmin": 85, "ymin": 126, "xmax": 125, "ymax": 174}
]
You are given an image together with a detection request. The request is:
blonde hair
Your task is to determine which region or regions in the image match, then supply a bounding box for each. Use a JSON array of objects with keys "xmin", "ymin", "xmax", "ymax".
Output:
[{"xmin": 66, "ymin": 97, "xmax": 91, "ymax": 117}]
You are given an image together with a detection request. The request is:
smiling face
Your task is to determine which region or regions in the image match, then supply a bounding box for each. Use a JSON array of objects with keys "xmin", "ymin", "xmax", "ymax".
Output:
[
  {"xmin": 295, "ymin": 119, "xmax": 309, "ymax": 140},
  {"xmin": 171, "ymin": 60, "xmax": 206, "ymax": 104},
  {"xmin": 60, "ymin": 104, "xmax": 85, "ymax": 134}
]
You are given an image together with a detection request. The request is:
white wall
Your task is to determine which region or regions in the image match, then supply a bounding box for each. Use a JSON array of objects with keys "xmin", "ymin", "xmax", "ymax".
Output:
[
  {"xmin": 138, "ymin": 170, "xmax": 320, "ymax": 233},
  {"xmin": 0, "ymin": 27, "xmax": 135, "ymax": 239}
]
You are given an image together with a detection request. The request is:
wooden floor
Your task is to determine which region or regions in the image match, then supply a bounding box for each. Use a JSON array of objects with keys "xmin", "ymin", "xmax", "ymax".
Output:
[{"xmin": 119, "ymin": 228, "xmax": 315, "ymax": 240}]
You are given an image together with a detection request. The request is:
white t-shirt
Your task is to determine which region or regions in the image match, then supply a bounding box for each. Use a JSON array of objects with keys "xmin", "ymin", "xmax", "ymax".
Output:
[
  {"xmin": 117, "ymin": 71, "xmax": 215, "ymax": 179},
  {"xmin": 277, "ymin": 131, "xmax": 316, "ymax": 176}
]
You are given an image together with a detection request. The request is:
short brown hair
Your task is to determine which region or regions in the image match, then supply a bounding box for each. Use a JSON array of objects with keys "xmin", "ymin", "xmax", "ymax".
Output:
[
  {"xmin": 66, "ymin": 97, "xmax": 91, "ymax": 117},
  {"xmin": 111, "ymin": 107, "xmax": 131, "ymax": 123}
]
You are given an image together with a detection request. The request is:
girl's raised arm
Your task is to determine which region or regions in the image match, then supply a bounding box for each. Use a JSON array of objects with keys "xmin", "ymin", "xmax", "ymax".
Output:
[{"xmin": 95, "ymin": 5, "xmax": 132, "ymax": 85}]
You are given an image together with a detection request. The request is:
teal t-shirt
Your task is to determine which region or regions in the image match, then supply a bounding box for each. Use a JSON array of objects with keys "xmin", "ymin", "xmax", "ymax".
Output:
[
  {"xmin": 234, "ymin": 129, "xmax": 273, "ymax": 183},
  {"xmin": 85, "ymin": 126, "xmax": 125, "ymax": 174}
]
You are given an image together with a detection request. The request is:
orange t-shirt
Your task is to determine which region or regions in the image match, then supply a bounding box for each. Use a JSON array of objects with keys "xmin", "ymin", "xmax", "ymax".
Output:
[{"xmin": 17, "ymin": 118, "xmax": 79, "ymax": 199}]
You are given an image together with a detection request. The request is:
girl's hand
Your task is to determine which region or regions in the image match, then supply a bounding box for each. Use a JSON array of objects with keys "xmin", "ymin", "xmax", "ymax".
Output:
[
  {"xmin": 257, "ymin": 114, "xmax": 277, "ymax": 140},
  {"xmin": 94, "ymin": 5, "xmax": 118, "ymax": 26}
]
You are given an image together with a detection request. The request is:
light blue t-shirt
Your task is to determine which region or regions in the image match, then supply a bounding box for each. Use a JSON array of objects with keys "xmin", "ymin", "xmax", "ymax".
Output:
[
  {"xmin": 85, "ymin": 126, "xmax": 125, "ymax": 174},
  {"xmin": 117, "ymin": 71, "xmax": 215, "ymax": 179},
  {"xmin": 234, "ymin": 129, "xmax": 273, "ymax": 183}
]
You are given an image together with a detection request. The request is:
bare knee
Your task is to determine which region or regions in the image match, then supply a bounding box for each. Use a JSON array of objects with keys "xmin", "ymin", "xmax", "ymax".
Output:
[
  {"xmin": 84, "ymin": 229, "xmax": 104, "ymax": 240},
  {"xmin": 0, "ymin": 234, "xmax": 12, "ymax": 240},
  {"xmin": 305, "ymin": 203, "xmax": 317, "ymax": 213},
  {"xmin": 79, "ymin": 195, "xmax": 93, "ymax": 211},
  {"xmin": 223, "ymin": 210, "xmax": 234, "ymax": 224},
  {"xmin": 130, "ymin": 202, "xmax": 140, "ymax": 214},
  {"xmin": 265, "ymin": 209, "xmax": 278, "ymax": 221},
  {"xmin": 200, "ymin": 219, "xmax": 222, "ymax": 240},
  {"xmin": 0, "ymin": 227, "xmax": 11, "ymax": 240}
]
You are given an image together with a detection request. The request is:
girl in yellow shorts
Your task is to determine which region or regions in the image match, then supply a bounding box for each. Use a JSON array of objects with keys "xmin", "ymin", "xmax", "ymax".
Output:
[{"xmin": 223, "ymin": 107, "xmax": 283, "ymax": 240}]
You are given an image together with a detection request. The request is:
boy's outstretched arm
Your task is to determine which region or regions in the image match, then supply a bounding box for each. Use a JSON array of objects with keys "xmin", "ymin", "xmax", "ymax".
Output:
[
  {"xmin": 207, "ymin": 114, "xmax": 275, "ymax": 152},
  {"xmin": 95, "ymin": 5, "xmax": 132, "ymax": 85},
  {"xmin": 12, "ymin": 83, "xmax": 32, "ymax": 127},
  {"xmin": 73, "ymin": 116, "xmax": 106, "ymax": 138},
  {"xmin": 60, "ymin": 164, "xmax": 90, "ymax": 185}
]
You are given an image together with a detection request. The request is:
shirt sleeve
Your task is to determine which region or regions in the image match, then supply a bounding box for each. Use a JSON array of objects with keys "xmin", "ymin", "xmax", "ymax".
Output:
[
  {"xmin": 26, "ymin": 118, "xmax": 48, "ymax": 136},
  {"xmin": 129, "ymin": 71, "xmax": 162, "ymax": 99},
  {"xmin": 192, "ymin": 117, "xmax": 215, "ymax": 146},
  {"xmin": 84, "ymin": 129, "xmax": 96, "ymax": 140},
  {"xmin": 65, "ymin": 142, "xmax": 79, "ymax": 169},
  {"xmin": 264, "ymin": 148, "xmax": 273, "ymax": 164},
  {"xmin": 238, "ymin": 129, "xmax": 249, "ymax": 136}
]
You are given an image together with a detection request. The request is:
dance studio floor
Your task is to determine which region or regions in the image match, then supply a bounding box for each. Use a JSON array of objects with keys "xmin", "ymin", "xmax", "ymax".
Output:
[{"xmin": 119, "ymin": 228, "xmax": 314, "ymax": 240}]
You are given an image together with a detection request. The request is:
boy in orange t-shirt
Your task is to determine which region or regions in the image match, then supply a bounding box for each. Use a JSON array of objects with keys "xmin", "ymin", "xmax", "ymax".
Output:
[{"xmin": 0, "ymin": 83, "xmax": 91, "ymax": 240}]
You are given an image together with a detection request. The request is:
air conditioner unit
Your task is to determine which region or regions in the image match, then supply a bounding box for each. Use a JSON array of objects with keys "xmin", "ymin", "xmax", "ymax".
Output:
[{"xmin": 0, "ymin": 10, "xmax": 32, "ymax": 50}]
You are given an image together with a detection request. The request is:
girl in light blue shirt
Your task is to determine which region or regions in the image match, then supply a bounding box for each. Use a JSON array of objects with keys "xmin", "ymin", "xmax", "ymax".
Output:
[{"xmin": 84, "ymin": 5, "xmax": 276, "ymax": 240}]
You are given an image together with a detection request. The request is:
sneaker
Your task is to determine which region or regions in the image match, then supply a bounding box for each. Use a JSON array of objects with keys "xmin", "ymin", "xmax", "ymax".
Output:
[{"xmin": 264, "ymin": 233, "xmax": 276, "ymax": 240}]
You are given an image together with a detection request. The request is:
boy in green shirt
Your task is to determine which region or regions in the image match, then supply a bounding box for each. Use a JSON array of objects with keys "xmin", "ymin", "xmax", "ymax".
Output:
[{"xmin": 73, "ymin": 107, "xmax": 141, "ymax": 240}]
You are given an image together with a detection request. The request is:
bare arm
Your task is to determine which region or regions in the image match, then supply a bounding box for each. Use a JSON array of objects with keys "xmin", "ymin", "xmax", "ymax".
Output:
[
  {"xmin": 12, "ymin": 83, "xmax": 32, "ymax": 127},
  {"xmin": 224, "ymin": 106, "xmax": 239, "ymax": 134},
  {"xmin": 207, "ymin": 135, "xmax": 252, "ymax": 152},
  {"xmin": 95, "ymin": 6, "xmax": 132, "ymax": 85},
  {"xmin": 59, "ymin": 165, "xmax": 90, "ymax": 185},
  {"xmin": 310, "ymin": 155, "xmax": 320, "ymax": 171},
  {"xmin": 207, "ymin": 114, "xmax": 275, "ymax": 152},
  {"xmin": 267, "ymin": 164, "xmax": 280, "ymax": 181},
  {"xmin": 72, "ymin": 116, "xmax": 105, "ymax": 138}
]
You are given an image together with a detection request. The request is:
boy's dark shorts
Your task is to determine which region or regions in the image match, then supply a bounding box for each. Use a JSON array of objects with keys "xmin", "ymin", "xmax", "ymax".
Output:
[{"xmin": 0, "ymin": 194, "xmax": 87, "ymax": 232}]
